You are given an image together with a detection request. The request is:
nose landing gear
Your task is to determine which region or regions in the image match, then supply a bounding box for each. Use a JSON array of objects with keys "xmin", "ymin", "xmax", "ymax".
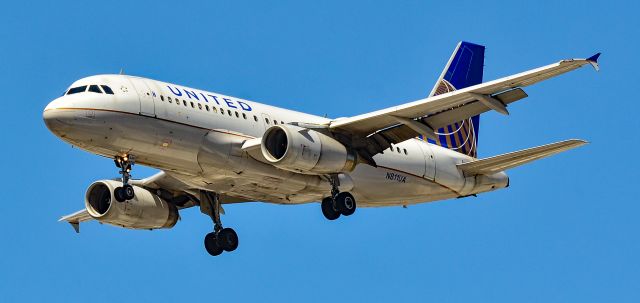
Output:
[
  {"xmin": 321, "ymin": 174, "xmax": 357, "ymax": 220},
  {"xmin": 113, "ymin": 155, "xmax": 135, "ymax": 202},
  {"xmin": 200, "ymin": 191, "xmax": 239, "ymax": 256}
]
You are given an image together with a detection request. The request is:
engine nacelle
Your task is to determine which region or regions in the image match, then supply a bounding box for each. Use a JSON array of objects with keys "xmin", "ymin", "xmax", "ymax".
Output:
[
  {"xmin": 85, "ymin": 180, "xmax": 178, "ymax": 230},
  {"xmin": 260, "ymin": 124, "xmax": 357, "ymax": 174}
]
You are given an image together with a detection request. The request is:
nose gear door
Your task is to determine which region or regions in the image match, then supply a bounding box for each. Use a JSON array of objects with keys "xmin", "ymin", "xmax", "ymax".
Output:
[{"xmin": 128, "ymin": 77, "xmax": 155, "ymax": 117}]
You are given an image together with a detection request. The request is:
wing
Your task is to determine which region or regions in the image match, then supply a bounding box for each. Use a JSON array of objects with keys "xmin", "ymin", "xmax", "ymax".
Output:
[
  {"xmin": 457, "ymin": 139, "xmax": 588, "ymax": 175},
  {"xmin": 59, "ymin": 171, "xmax": 253, "ymax": 232},
  {"xmin": 329, "ymin": 54, "xmax": 600, "ymax": 161},
  {"xmin": 58, "ymin": 209, "xmax": 93, "ymax": 233}
]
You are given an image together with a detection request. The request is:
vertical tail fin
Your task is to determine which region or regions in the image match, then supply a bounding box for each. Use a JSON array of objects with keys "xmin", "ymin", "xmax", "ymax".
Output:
[{"xmin": 424, "ymin": 41, "xmax": 485, "ymax": 158}]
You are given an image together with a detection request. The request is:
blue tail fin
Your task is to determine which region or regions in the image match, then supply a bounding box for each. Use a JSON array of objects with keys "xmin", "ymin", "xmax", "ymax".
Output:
[{"xmin": 425, "ymin": 41, "xmax": 484, "ymax": 158}]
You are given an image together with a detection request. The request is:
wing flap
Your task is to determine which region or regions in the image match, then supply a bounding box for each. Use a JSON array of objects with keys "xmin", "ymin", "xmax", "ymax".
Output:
[
  {"xmin": 457, "ymin": 139, "xmax": 588, "ymax": 175},
  {"xmin": 361, "ymin": 88, "xmax": 529, "ymax": 156},
  {"xmin": 422, "ymin": 88, "xmax": 528, "ymax": 131}
]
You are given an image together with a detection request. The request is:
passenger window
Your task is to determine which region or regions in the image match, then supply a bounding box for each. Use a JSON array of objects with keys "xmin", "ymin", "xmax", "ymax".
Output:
[
  {"xmin": 205, "ymin": 105, "xmax": 209, "ymax": 111},
  {"xmin": 168, "ymin": 96, "xmax": 172, "ymax": 103},
  {"xmin": 212, "ymin": 107, "xmax": 217, "ymax": 113},
  {"xmin": 190, "ymin": 102, "xmax": 195, "ymax": 108},
  {"xmin": 198, "ymin": 103, "xmax": 202, "ymax": 110},
  {"xmin": 160, "ymin": 95, "xmax": 165, "ymax": 101},
  {"xmin": 67, "ymin": 86, "xmax": 87, "ymax": 95},
  {"xmin": 253, "ymin": 115, "xmax": 258, "ymax": 122},
  {"xmin": 88, "ymin": 85, "xmax": 102, "ymax": 93},
  {"xmin": 235, "ymin": 111, "xmax": 239, "ymax": 118},
  {"xmin": 265, "ymin": 118, "xmax": 270, "ymax": 124},
  {"xmin": 403, "ymin": 149, "xmax": 408, "ymax": 155},
  {"xmin": 281, "ymin": 121, "xmax": 285, "ymax": 125},
  {"xmin": 242, "ymin": 113, "xmax": 247, "ymax": 119},
  {"xmin": 227, "ymin": 110, "xmax": 232, "ymax": 116},
  {"xmin": 396, "ymin": 147, "xmax": 400, "ymax": 153},
  {"xmin": 183, "ymin": 100, "xmax": 187, "ymax": 106},
  {"xmin": 100, "ymin": 85, "xmax": 114, "ymax": 94}
]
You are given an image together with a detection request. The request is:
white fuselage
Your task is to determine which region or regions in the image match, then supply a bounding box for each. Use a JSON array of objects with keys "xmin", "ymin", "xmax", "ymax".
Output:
[{"xmin": 43, "ymin": 75, "xmax": 507, "ymax": 207}]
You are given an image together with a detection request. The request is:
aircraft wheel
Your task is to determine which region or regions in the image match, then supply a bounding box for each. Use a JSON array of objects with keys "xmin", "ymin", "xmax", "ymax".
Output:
[
  {"xmin": 123, "ymin": 185, "xmax": 135, "ymax": 200},
  {"xmin": 204, "ymin": 232, "xmax": 223, "ymax": 256},
  {"xmin": 217, "ymin": 228, "xmax": 239, "ymax": 252},
  {"xmin": 114, "ymin": 187, "xmax": 126, "ymax": 202},
  {"xmin": 335, "ymin": 192, "xmax": 356, "ymax": 216},
  {"xmin": 321, "ymin": 197, "xmax": 340, "ymax": 220}
]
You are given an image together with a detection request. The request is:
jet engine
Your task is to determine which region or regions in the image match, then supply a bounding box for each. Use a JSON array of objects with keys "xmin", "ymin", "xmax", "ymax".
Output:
[
  {"xmin": 260, "ymin": 124, "xmax": 357, "ymax": 174},
  {"xmin": 85, "ymin": 180, "xmax": 179, "ymax": 229}
]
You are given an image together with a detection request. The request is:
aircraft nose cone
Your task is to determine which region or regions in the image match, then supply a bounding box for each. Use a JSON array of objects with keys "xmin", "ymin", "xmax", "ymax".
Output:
[{"xmin": 43, "ymin": 98, "xmax": 73, "ymax": 137}]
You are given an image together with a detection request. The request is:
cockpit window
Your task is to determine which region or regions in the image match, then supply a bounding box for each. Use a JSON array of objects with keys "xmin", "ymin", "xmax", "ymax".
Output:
[
  {"xmin": 88, "ymin": 85, "xmax": 103, "ymax": 93},
  {"xmin": 67, "ymin": 86, "xmax": 87, "ymax": 95},
  {"xmin": 101, "ymin": 85, "xmax": 114, "ymax": 95}
]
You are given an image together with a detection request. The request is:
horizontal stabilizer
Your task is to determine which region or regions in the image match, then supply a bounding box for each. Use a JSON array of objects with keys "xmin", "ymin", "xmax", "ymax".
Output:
[
  {"xmin": 59, "ymin": 209, "xmax": 93, "ymax": 233},
  {"xmin": 457, "ymin": 139, "xmax": 588, "ymax": 175}
]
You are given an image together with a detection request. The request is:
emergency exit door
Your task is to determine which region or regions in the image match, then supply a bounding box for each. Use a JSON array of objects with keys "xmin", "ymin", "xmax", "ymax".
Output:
[{"xmin": 128, "ymin": 78, "xmax": 155, "ymax": 117}]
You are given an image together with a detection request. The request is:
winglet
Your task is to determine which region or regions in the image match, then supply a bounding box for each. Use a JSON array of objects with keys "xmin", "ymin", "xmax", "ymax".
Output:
[{"xmin": 587, "ymin": 52, "xmax": 601, "ymax": 71}]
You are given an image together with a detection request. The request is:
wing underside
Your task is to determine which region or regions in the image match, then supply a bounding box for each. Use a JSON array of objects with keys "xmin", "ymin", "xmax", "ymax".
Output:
[
  {"xmin": 59, "ymin": 171, "xmax": 255, "ymax": 232},
  {"xmin": 329, "ymin": 53, "xmax": 600, "ymax": 160}
]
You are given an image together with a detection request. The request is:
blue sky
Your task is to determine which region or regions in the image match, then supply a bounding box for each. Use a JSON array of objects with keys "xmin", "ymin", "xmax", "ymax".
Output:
[{"xmin": 1, "ymin": 0, "xmax": 638, "ymax": 302}]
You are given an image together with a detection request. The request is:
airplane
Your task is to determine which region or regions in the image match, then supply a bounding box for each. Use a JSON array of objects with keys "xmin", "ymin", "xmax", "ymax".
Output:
[{"xmin": 43, "ymin": 42, "xmax": 600, "ymax": 256}]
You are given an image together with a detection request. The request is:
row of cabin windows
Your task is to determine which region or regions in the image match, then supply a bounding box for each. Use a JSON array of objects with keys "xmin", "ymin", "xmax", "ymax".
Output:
[
  {"xmin": 389, "ymin": 144, "xmax": 408, "ymax": 155},
  {"xmin": 66, "ymin": 85, "xmax": 114, "ymax": 95},
  {"xmin": 159, "ymin": 94, "xmax": 286, "ymax": 125}
]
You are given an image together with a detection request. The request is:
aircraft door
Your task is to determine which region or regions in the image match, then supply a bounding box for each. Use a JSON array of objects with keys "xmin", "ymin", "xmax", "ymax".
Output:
[{"xmin": 128, "ymin": 78, "xmax": 155, "ymax": 117}]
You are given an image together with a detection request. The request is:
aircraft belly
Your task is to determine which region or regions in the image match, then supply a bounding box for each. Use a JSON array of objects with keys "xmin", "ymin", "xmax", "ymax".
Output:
[
  {"xmin": 57, "ymin": 110, "xmax": 205, "ymax": 175},
  {"xmin": 56, "ymin": 110, "xmax": 462, "ymax": 207},
  {"xmin": 64, "ymin": 111, "xmax": 330, "ymax": 203},
  {"xmin": 120, "ymin": 116, "xmax": 204, "ymax": 174},
  {"xmin": 167, "ymin": 171, "xmax": 326, "ymax": 204},
  {"xmin": 347, "ymin": 164, "xmax": 456, "ymax": 206}
]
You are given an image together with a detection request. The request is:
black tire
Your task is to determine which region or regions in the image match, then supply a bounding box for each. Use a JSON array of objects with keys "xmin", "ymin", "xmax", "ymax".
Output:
[
  {"xmin": 321, "ymin": 197, "xmax": 340, "ymax": 220},
  {"xmin": 335, "ymin": 192, "xmax": 356, "ymax": 216},
  {"xmin": 123, "ymin": 185, "xmax": 135, "ymax": 200},
  {"xmin": 204, "ymin": 232, "xmax": 223, "ymax": 256},
  {"xmin": 114, "ymin": 187, "xmax": 126, "ymax": 202},
  {"xmin": 216, "ymin": 228, "xmax": 239, "ymax": 252}
]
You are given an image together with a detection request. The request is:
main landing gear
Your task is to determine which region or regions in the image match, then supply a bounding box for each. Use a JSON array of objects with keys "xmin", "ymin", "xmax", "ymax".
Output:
[
  {"xmin": 200, "ymin": 191, "xmax": 239, "ymax": 256},
  {"xmin": 321, "ymin": 174, "xmax": 356, "ymax": 220},
  {"xmin": 114, "ymin": 155, "xmax": 135, "ymax": 202}
]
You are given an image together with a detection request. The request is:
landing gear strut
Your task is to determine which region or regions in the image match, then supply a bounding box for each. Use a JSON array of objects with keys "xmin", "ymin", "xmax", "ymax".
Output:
[
  {"xmin": 114, "ymin": 155, "xmax": 135, "ymax": 202},
  {"xmin": 321, "ymin": 174, "xmax": 356, "ymax": 220},
  {"xmin": 200, "ymin": 191, "xmax": 239, "ymax": 256}
]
